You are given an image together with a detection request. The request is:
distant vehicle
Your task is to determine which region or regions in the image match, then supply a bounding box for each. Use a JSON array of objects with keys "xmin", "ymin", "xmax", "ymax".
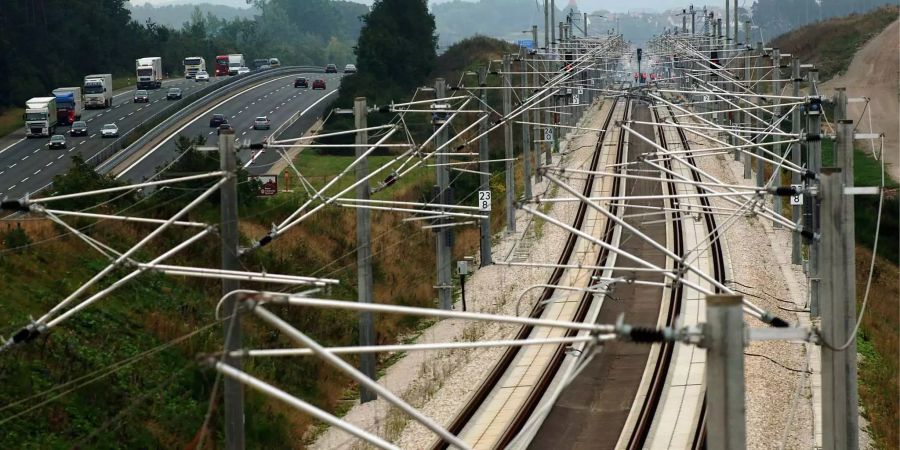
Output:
[
  {"xmin": 268, "ymin": 58, "xmax": 281, "ymax": 68},
  {"xmin": 343, "ymin": 64, "xmax": 357, "ymax": 73},
  {"xmin": 253, "ymin": 116, "xmax": 271, "ymax": 130},
  {"xmin": 209, "ymin": 113, "xmax": 228, "ymax": 128},
  {"xmin": 294, "ymin": 77, "xmax": 308, "ymax": 88},
  {"xmin": 195, "ymin": 71, "xmax": 210, "ymax": 82},
  {"xmin": 253, "ymin": 58, "xmax": 270, "ymax": 70},
  {"xmin": 258, "ymin": 64, "xmax": 271, "ymax": 70},
  {"xmin": 215, "ymin": 55, "xmax": 230, "ymax": 76},
  {"xmin": 52, "ymin": 87, "xmax": 83, "ymax": 125},
  {"xmin": 236, "ymin": 66, "xmax": 251, "ymax": 75},
  {"xmin": 100, "ymin": 123, "xmax": 119, "ymax": 138},
  {"xmin": 136, "ymin": 57, "xmax": 163, "ymax": 89},
  {"xmin": 227, "ymin": 54, "xmax": 245, "ymax": 75},
  {"xmin": 312, "ymin": 79, "xmax": 326, "ymax": 90},
  {"xmin": 183, "ymin": 56, "xmax": 206, "ymax": 79},
  {"xmin": 83, "ymin": 74, "xmax": 113, "ymax": 109},
  {"xmin": 69, "ymin": 121, "xmax": 88, "ymax": 137},
  {"xmin": 325, "ymin": 64, "xmax": 338, "ymax": 73},
  {"xmin": 166, "ymin": 87, "xmax": 183, "ymax": 100},
  {"xmin": 217, "ymin": 123, "xmax": 234, "ymax": 135},
  {"xmin": 48, "ymin": 134, "xmax": 66, "ymax": 149},
  {"xmin": 133, "ymin": 90, "xmax": 150, "ymax": 103},
  {"xmin": 24, "ymin": 97, "xmax": 57, "ymax": 137}
]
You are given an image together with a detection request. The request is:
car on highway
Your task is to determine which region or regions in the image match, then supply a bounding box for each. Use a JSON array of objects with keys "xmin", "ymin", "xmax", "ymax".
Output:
[
  {"xmin": 195, "ymin": 70, "xmax": 210, "ymax": 82},
  {"xmin": 258, "ymin": 64, "xmax": 271, "ymax": 70},
  {"xmin": 217, "ymin": 123, "xmax": 234, "ymax": 135},
  {"xmin": 325, "ymin": 64, "xmax": 338, "ymax": 73},
  {"xmin": 209, "ymin": 113, "xmax": 228, "ymax": 128},
  {"xmin": 253, "ymin": 116, "xmax": 271, "ymax": 130},
  {"xmin": 133, "ymin": 90, "xmax": 150, "ymax": 103},
  {"xmin": 236, "ymin": 66, "xmax": 251, "ymax": 75},
  {"xmin": 312, "ymin": 79, "xmax": 326, "ymax": 90},
  {"xmin": 269, "ymin": 58, "xmax": 281, "ymax": 68},
  {"xmin": 294, "ymin": 77, "xmax": 309, "ymax": 88},
  {"xmin": 69, "ymin": 121, "xmax": 88, "ymax": 137},
  {"xmin": 344, "ymin": 64, "xmax": 357, "ymax": 73},
  {"xmin": 100, "ymin": 123, "xmax": 119, "ymax": 138},
  {"xmin": 48, "ymin": 134, "xmax": 66, "ymax": 149},
  {"xmin": 166, "ymin": 87, "xmax": 183, "ymax": 100}
]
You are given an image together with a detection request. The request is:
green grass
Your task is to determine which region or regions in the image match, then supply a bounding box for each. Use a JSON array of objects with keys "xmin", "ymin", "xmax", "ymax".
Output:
[
  {"xmin": 288, "ymin": 151, "xmax": 434, "ymax": 201},
  {"xmin": 0, "ymin": 107, "xmax": 24, "ymax": 138}
]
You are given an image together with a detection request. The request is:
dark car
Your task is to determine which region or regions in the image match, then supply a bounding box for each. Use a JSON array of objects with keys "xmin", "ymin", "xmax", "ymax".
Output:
[
  {"xmin": 325, "ymin": 64, "xmax": 338, "ymax": 73},
  {"xmin": 312, "ymin": 79, "xmax": 326, "ymax": 90},
  {"xmin": 166, "ymin": 88, "xmax": 183, "ymax": 100},
  {"xmin": 294, "ymin": 77, "xmax": 309, "ymax": 88},
  {"xmin": 217, "ymin": 123, "xmax": 234, "ymax": 135},
  {"xmin": 133, "ymin": 90, "xmax": 149, "ymax": 103},
  {"xmin": 69, "ymin": 121, "xmax": 88, "ymax": 136},
  {"xmin": 209, "ymin": 113, "xmax": 228, "ymax": 128},
  {"xmin": 48, "ymin": 134, "xmax": 66, "ymax": 149}
]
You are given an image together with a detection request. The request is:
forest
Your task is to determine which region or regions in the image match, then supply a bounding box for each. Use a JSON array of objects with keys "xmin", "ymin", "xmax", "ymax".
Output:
[{"xmin": 0, "ymin": 0, "xmax": 367, "ymax": 109}]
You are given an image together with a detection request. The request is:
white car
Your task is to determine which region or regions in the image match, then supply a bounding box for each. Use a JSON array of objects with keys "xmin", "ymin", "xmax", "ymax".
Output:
[
  {"xmin": 253, "ymin": 116, "xmax": 271, "ymax": 130},
  {"xmin": 195, "ymin": 70, "xmax": 210, "ymax": 82},
  {"xmin": 344, "ymin": 64, "xmax": 357, "ymax": 73},
  {"xmin": 236, "ymin": 67, "xmax": 251, "ymax": 75},
  {"xmin": 100, "ymin": 123, "xmax": 119, "ymax": 138}
]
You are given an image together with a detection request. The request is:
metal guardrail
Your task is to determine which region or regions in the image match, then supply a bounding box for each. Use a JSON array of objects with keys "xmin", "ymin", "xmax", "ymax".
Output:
[{"xmin": 91, "ymin": 65, "xmax": 324, "ymax": 174}]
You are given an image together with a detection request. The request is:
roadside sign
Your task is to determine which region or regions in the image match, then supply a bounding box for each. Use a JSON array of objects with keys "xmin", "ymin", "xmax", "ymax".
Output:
[
  {"xmin": 544, "ymin": 128, "xmax": 553, "ymax": 141},
  {"xmin": 252, "ymin": 175, "xmax": 278, "ymax": 196},
  {"xmin": 790, "ymin": 184, "xmax": 803, "ymax": 205},
  {"xmin": 577, "ymin": 87, "xmax": 584, "ymax": 94},
  {"xmin": 516, "ymin": 39, "xmax": 534, "ymax": 49},
  {"xmin": 571, "ymin": 95, "xmax": 579, "ymax": 105},
  {"xmin": 478, "ymin": 190, "xmax": 492, "ymax": 211}
]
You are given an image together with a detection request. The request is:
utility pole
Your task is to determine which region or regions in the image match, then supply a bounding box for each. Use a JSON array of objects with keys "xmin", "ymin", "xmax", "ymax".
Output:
[
  {"xmin": 354, "ymin": 97, "xmax": 376, "ymax": 402},
  {"xmin": 551, "ymin": 0, "xmax": 556, "ymax": 48},
  {"xmin": 772, "ymin": 48, "xmax": 783, "ymax": 227},
  {"xmin": 544, "ymin": 0, "xmax": 549, "ymax": 50},
  {"xmin": 807, "ymin": 68, "xmax": 821, "ymax": 316},
  {"xmin": 725, "ymin": 0, "xmax": 730, "ymax": 42},
  {"xmin": 520, "ymin": 57, "xmax": 532, "ymax": 200},
  {"xmin": 478, "ymin": 66, "xmax": 492, "ymax": 267},
  {"xmin": 742, "ymin": 31, "xmax": 751, "ymax": 179},
  {"xmin": 502, "ymin": 55, "xmax": 516, "ymax": 233},
  {"xmin": 434, "ymin": 78, "xmax": 453, "ymax": 310},
  {"xmin": 733, "ymin": 0, "xmax": 739, "ymax": 45},
  {"xmin": 755, "ymin": 41, "xmax": 765, "ymax": 188},
  {"xmin": 583, "ymin": 12, "xmax": 588, "ymax": 37},
  {"xmin": 819, "ymin": 154, "xmax": 859, "ymax": 450},
  {"xmin": 532, "ymin": 25, "xmax": 543, "ymax": 184},
  {"xmin": 691, "ymin": 5, "xmax": 696, "ymax": 35},
  {"xmin": 705, "ymin": 294, "xmax": 746, "ymax": 450},
  {"xmin": 219, "ymin": 127, "xmax": 244, "ymax": 450},
  {"xmin": 791, "ymin": 56, "xmax": 802, "ymax": 265}
]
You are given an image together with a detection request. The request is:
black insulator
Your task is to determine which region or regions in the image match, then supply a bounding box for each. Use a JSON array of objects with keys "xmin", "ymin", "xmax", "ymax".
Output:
[
  {"xmin": 258, "ymin": 235, "xmax": 272, "ymax": 247},
  {"xmin": 770, "ymin": 316, "xmax": 790, "ymax": 328},
  {"xmin": 1, "ymin": 199, "xmax": 27, "ymax": 211},
  {"xmin": 629, "ymin": 327, "xmax": 665, "ymax": 343}
]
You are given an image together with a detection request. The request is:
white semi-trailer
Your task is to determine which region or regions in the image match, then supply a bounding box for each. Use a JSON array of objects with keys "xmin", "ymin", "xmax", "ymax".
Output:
[
  {"xmin": 83, "ymin": 74, "xmax": 113, "ymax": 109},
  {"xmin": 24, "ymin": 97, "xmax": 58, "ymax": 137},
  {"xmin": 136, "ymin": 57, "xmax": 163, "ymax": 89}
]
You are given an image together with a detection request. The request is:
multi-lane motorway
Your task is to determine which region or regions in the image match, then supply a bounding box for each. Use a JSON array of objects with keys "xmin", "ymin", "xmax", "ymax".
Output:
[
  {"xmin": 0, "ymin": 71, "xmax": 340, "ymax": 198},
  {"xmin": 115, "ymin": 72, "xmax": 340, "ymax": 181},
  {"xmin": 0, "ymin": 77, "xmax": 227, "ymax": 199}
]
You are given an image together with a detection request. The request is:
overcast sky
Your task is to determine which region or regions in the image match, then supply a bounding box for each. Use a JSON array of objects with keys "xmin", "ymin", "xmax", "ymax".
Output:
[{"xmin": 129, "ymin": 0, "xmax": 707, "ymax": 13}]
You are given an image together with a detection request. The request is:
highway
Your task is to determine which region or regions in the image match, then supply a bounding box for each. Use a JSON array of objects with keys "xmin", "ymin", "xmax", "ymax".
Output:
[
  {"xmin": 0, "ymin": 76, "xmax": 228, "ymax": 199},
  {"xmin": 115, "ymin": 72, "xmax": 341, "ymax": 181}
]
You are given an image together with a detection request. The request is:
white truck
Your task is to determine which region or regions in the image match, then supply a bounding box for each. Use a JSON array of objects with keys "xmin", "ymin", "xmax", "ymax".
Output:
[
  {"xmin": 52, "ymin": 87, "xmax": 83, "ymax": 125},
  {"xmin": 24, "ymin": 97, "xmax": 58, "ymax": 138},
  {"xmin": 183, "ymin": 56, "xmax": 205, "ymax": 79},
  {"xmin": 83, "ymin": 74, "xmax": 113, "ymax": 109},
  {"xmin": 227, "ymin": 54, "xmax": 245, "ymax": 75},
  {"xmin": 136, "ymin": 57, "xmax": 163, "ymax": 89}
]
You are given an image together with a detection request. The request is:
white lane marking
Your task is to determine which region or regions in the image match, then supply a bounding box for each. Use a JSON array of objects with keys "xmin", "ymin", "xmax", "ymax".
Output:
[
  {"xmin": 127, "ymin": 112, "xmax": 135, "ymax": 116},
  {"xmin": 90, "ymin": 134, "xmax": 97, "ymax": 138},
  {"xmin": 116, "ymin": 74, "xmax": 299, "ymax": 178},
  {"xmin": 241, "ymin": 131, "xmax": 247, "ymax": 136},
  {"xmin": 33, "ymin": 169, "xmax": 40, "ymax": 175},
  {"xmin": 22, "ymin": 155, "xmax": 29, "ymax": 161},
  {"xmin": 57, "ymin": 154, "xmax": 64, "ymax": 160},
  {"xmin": 0, "ymin": 138, "xmax": 26, "ymax": 156},
  {"xmin": 45, "ymin": 162, "xmax": 52, "ymax": 167},
  {"xmin": 21, "ymin": 177, "xmax": 29, "ymax": 182},
  {"xmin": 32, "ymin": 148, "xmax": 39, "ymax": 154},
  {"xmin": 9, "ymin": 163, "xmax": 16, "ymax": 168},
  {"xmin": 80, "ymin": 140, "xmax": 86, "ymax": 144}
]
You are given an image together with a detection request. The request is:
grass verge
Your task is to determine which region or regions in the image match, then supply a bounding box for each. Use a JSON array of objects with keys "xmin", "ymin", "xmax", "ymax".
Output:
[{"xmin": 0, "ymin": 107, "xmax": 24, "ymax": 138}]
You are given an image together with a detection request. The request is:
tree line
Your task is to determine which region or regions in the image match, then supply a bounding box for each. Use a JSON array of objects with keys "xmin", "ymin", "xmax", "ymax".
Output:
[
  {"xmin": 0, "ymin": 0, "xmax": 367, "ymax": 110},
  {"xmin": 752, "ymin": 0, "xmax": 895, "ymax": 38}
]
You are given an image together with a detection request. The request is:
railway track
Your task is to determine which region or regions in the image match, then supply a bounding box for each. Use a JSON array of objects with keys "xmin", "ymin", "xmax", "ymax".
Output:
[{"xmin": 432, "ymin": 95, "xmax": 628, "ymax": 450}]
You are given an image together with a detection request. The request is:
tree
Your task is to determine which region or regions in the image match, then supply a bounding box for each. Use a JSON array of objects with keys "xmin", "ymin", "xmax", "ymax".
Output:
[
  {"xmin": 51, "ymin": 154, "xmax": 135, "ymax": 210},
  {"xmin": 355, "ymin": 0, "xmax": 437, "ymax": 92}
]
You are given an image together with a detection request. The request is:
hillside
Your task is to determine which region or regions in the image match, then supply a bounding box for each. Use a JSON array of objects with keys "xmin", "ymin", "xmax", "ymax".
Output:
[{"xmin": 127, "ymin": 2, "xmax": 259, "ymax": 28}]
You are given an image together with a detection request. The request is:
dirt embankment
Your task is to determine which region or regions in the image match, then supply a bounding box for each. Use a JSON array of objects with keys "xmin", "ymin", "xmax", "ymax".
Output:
[{"xmin": 821, "ymin": 18, "xmax": 899, "ymax": 181}]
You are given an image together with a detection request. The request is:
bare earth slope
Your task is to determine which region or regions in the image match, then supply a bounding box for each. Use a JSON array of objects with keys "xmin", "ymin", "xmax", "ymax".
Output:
[{"xmin": 822, "ymin": 19, "xmax": 899, "ymax": 182}]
